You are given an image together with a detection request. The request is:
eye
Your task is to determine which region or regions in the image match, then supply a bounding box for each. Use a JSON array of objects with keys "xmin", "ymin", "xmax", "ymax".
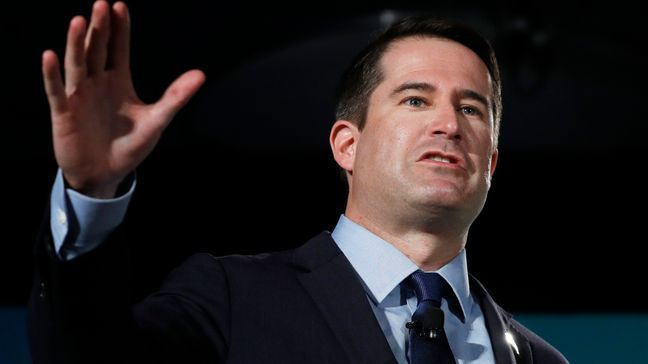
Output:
[
  {"xmin": 460, "ymin": 105, "xmax": 483, "ymax": 117},
  {"xmin": 404, "ymin": 97, "xmax": 426, "ymax": 108}
]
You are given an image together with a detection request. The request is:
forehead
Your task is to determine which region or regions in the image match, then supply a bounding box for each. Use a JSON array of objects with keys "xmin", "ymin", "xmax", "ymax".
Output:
[{"xmin": 377, "ymin": 36, "xmax": 492, "ymax": 96}]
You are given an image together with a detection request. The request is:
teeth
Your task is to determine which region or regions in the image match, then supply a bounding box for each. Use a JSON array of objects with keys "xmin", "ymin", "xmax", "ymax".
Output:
[{"xmin": 429, "ymin": 156, "xmax": 451, "ymax": 163}]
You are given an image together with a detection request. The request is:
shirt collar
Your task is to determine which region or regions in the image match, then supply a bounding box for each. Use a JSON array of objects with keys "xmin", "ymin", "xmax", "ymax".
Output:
[{"xmin": 331, "ymin": 214, "xmax": 471, "ymax": 321}]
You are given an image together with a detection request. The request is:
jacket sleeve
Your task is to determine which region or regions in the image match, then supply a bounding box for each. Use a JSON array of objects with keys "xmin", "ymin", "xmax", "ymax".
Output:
[{"xmin": 28, "ymin": 203, "xmax": 231, "ymax": 364}]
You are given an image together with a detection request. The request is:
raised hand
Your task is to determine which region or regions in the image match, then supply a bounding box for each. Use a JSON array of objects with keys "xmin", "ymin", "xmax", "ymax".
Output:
[{"xmin": 42, "ymin": 1, "xmax": 205, "ymax": 198}]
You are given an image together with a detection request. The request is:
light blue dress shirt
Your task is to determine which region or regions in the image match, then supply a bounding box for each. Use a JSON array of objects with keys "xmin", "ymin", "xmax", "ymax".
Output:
[
  {"xmin": 50, "ymin": 170, "xmax": 495, "ymax": 362},
  {"xmin": 331, "ymin": 214, "xmax": 495, "ymax": 363},
  {"xmin": 50, "ymin": 169, "xmax": 134, "ymax": 260}
]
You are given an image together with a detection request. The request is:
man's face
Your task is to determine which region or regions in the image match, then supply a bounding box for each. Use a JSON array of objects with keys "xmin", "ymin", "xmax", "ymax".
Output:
[{"xmin": 350, "ymin": 37, "xmax": 498, "ymax": 222}]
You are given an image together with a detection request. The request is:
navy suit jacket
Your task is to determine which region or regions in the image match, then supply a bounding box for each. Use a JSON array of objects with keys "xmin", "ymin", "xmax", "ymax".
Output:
[{"xmin": 29, "ymin": 210, "xmax": 568, "ymax": 363}]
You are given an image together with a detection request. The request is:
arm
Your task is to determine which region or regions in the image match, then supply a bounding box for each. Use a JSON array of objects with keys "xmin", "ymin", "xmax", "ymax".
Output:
[
  {"xmin": 31, "ymin": 1, "xmax": 210, "ymax": 362},
  {"xmin": 31, "ymin": 206, "xmax": 230, "ymax": 364}
]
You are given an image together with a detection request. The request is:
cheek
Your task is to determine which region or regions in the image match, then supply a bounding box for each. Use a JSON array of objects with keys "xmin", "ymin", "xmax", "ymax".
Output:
[
  {"xmin": 354, "ymin": 129, "xmax": 385, "ymax": 176},
  {"xmin": 466, "ymin": 142, "xmax": 495, "ymax": 181},
  {"xmin": 482, "ymin": 156, "xmax": 494, "ymax": 185},
  {"xmin": 467, "ymin": 125, "xmax": 495, "ymax": 159},
  {"xmin": 476, "ymin": 151, "xmax": 496, "ymax": 189},
  {"xmin": 377, "ymin": 125, "xmax": 415, "ymax": 170},
  {"xmin": 360, "ymin": 113, "xmax": 425, "ymax": 174}
]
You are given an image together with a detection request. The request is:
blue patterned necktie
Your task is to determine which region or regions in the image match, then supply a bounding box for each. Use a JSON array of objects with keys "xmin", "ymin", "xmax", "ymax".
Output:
[{"xmin": 405, "ymin": 271, "xmax": 456, "ymax": 364}]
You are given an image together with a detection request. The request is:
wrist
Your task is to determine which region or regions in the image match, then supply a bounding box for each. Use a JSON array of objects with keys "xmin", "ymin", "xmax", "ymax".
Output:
[
  {"xmin": 71, "ymin": 183, "xmax": 119, "ymax": 199},
  {"xmin": 62, "ymin": 174, "xmax": 121, "ymax": 199}
]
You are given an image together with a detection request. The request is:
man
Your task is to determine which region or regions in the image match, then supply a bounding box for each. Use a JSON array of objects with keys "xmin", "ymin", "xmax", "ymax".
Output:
[{"xmin": 31, "ymin": 1, "xmax": 568, "ymax": 363}]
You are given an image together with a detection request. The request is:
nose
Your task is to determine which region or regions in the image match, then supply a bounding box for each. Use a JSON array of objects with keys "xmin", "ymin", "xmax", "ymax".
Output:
[{"xmin": 428, "ymin": 102, "xmax": 462, "ymax": 142}]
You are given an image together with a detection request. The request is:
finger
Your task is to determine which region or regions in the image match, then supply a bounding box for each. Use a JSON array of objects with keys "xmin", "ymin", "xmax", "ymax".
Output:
[
  {"xmin": 42, "ymin": 50, "xmax": 68, "ymax": 114},
  {"xmin": 107, "ymin": 1, "xmax": 131, "ymax": 73},
  {"xmin": 152, "ymin": 70, "xmax": 206, "ymax": 129},
  {"xmin": 84, "ymin": 0, "xmax": 111, "ymax": 76},
  {"xmin": 64, "ymin": 16, "xmax": 87, "ymax": 94}
]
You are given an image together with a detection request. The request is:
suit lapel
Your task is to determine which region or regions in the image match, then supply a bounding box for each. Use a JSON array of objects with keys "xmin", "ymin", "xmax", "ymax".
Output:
[
  {"xmin": 293, "ymin": 232, "xmax": 397, "ymax": 364},
  {"xmin": 469, "ymin": 275, "xmax": 533, "ymax": 364}
]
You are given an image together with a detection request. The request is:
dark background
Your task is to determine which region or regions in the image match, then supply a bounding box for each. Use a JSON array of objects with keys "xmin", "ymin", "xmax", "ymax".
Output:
[{"xmin": 2, "ymin": 0, "xmax": 646, "ymax": 313}]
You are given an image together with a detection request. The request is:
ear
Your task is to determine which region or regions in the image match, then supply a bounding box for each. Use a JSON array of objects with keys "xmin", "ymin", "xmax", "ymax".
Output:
[
  {"xmin": 329, "ymin": 120, "xmax": 359, "ymax": 174},
  {"xmin": 489, "ymin": 148, "xmax": 499, "ymax": 178}
]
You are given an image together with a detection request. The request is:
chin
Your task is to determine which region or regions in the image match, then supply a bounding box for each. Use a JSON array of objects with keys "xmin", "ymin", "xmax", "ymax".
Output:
[
  {"xmin": 420, "ymin": 179, "xmax": 463, "ymax": 196},
  {"xmin": 411, "ymin": 189, "xmax": 464, "ymax": 210}
]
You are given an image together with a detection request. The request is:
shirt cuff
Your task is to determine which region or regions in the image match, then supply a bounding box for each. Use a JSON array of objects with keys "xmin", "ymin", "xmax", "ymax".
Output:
[{"xmin": 50, "ymin": 169, "xmax": 136, "ymax": 260}]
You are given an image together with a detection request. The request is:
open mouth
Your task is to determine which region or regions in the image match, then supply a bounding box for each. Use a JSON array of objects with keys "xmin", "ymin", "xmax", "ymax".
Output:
[
  {"xmin": 426, "ymin": 155, "xmax": 456, "ymax": 164},
  {"xmin": 418, "ymin": 151, "xmax": 465, "ymax": 170}
]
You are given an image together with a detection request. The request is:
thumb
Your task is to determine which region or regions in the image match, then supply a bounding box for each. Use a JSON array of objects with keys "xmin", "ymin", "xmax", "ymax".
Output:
[{"xmin": 154, "ymin": 69, "xmax": 206, "ymax": 128}]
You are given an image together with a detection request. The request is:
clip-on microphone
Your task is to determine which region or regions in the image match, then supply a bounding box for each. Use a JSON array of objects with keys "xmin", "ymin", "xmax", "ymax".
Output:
[{"xmin": 406, "ymin": 305, "xmax": 445, "ymax": 340}]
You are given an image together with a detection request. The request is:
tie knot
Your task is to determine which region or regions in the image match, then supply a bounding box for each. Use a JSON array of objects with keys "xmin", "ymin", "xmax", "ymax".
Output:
[{"xmin": 406, "ymin": 271, "xmax": 449, "ymax": 306}]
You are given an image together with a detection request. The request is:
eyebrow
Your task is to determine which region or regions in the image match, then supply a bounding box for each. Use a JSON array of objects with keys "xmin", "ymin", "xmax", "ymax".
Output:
[
  {"xmin": 390, "ymin": 81, "xmax": 491, "ymax": 110},
  {"xmin": 459, "ymin": 89, "xmax": 490, "ymax": 111},
  {"xmin": 390, "ymin": 82, "xmax": 436, "ymax": 96}
]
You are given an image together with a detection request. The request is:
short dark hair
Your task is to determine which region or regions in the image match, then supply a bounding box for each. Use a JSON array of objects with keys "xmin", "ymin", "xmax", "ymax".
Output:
[{"xmin": 334, "ymin": 15, "xmax": 502, "ymax": 144}]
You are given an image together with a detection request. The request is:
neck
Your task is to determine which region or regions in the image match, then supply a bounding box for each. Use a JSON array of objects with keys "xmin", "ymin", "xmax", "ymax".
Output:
[{"xmin": 344, "ymin": 206, "xmax": 468, "ymax": 271}]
